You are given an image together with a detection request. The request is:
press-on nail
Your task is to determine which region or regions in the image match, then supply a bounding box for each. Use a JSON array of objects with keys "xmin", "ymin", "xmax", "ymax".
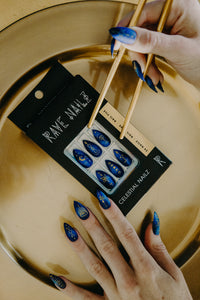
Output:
[
  {"xmin": 152, "ymin": 212, "xmax": 160, "ymax": 235},
  {"xmin": 110, "ymin": 38, "xmax": 115, "ymax": 58},
  {"xmin": 145, "ymin": 76, "xmax": 158, "ymax": 93},
  {"xmin": 64, "ymin": 223, "xmax": 78, "ymax": 242},
  {"xmin": 74, "ymin": 201, "xmax": 90, "ymax": 220},
  {"xmin": 132, "ymin": 61, "xmax": 145, "ymax": 81},
  {"xmin": 96, "ymin": 190, "xmax": 111, "ymax": 209},
  {"xmin": 109, "ymin": 27, "xmax": 137, "ymax": 44},
  {"xmin": 157, "ymin": 81, "xmax": 164, "ymax": 93},
  {"xmin": 49, "ymin": 274, "xmax": 66, "ymax": 289}
]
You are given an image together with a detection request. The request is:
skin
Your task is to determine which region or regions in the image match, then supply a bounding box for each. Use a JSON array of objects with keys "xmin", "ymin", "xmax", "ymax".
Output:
[
  {"xmin": 55, "ymin": 199, "xmax": 193, "ymax": 300},
  {"xmin": 113, "ymin": 0, "xmax": 200, "ymax": 88}
]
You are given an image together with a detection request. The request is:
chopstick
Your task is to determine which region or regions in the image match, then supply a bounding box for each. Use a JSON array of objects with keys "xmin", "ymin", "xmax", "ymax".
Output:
[
  {"xmin": 120, "ymin": 0, "xmax": 173, "ymax": 139},
  {"xmin": 88, "ymin": 0, "xmax": 147, "ymax": 128}
]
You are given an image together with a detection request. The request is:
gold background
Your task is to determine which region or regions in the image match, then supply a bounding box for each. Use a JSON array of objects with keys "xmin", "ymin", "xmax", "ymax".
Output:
[{"xmin": 0, "ymin": 1, "xmax": 199, "ymax": 300}]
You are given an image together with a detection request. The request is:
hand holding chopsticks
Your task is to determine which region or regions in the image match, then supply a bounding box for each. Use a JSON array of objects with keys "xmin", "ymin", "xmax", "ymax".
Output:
[{"xmin": 88, "ymin": 0, "xmax": 173, "ymax": 139}]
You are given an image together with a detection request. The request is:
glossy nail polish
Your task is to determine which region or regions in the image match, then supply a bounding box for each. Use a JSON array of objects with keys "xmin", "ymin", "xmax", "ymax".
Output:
[
  {"xmin": 145, "ymin": 76, "xmax": 158, "ymax": 93},
  {"xmin": 157, "ymin": 81, "xmax": 164, "ymax": 93},
  {"xmin": 109, "ymin": 27, "xmax": 137, "ymax": 44},
  {"xmin": 105, "ymin": 160, "xmax": 124, "ymax": 178},
  {"xmin": 96, "ymin": 190, "xmax": 111, "ymax": 209},
  {"xmin": 73, "ymin": 149, "xmax": 93, "ymax": 168},
  {"xmin": 96, "ymin": 170, "xmax": 116, "ymax": 189},
  {"xmin": 64, "ymin": 223, "xmax": 78, "ymax": 242},
  {"xmin": 111, "ymin": 38, "xmax": 115, "ymax": 58},
  {"xmin": 74, "ymin": 201, "xmax": 90, "ymax": 220},
  {"xmin": 152, "ymin": 211, "xmax": 160, "ymax": 235},
  {"xmin": 113, "ymin": 149, "xmax": 132, "ymax": 167},
  {"xmin": 92, "ymin": 130, "xmax": 111, "ymax": 147},
  {"xmin": 49, "ymin": 274, "xmax": 66, "ymax": 289},
  {"xmin": 132, "ymin": 61, "xmax": 145, "ymax": 81},
  {"xmin": 83, "ymin": 140, "xmax": 102, "ymax": 157}
]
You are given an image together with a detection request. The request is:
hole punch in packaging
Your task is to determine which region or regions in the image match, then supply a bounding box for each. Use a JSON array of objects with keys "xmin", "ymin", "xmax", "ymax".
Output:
[{"xmin": 9, "ymin": 62, "xmax": 172, "ymax": 215}]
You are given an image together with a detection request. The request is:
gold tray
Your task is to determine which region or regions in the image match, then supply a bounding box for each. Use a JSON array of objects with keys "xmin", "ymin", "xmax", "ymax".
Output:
[{"xmin": 0, "ymin": 1, "xmax": 200, "ymax": 299}]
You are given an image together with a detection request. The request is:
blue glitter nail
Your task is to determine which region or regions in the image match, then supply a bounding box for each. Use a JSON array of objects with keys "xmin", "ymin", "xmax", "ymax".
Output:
[
  {"xmin": 152, "ymin": 212, "xmax": 160, "ymax": 235},
  {"xmin": 111, "ymin": 38, "xmax": 115, "ymax": 58},
  {"xmin": 49, "ymin": 274, "xmax": 66, "ymax": 289},
  {"xmin": 96, "ymin": 190, "xmax": 111, "ymax": 209},
  {"xmin": 145, "ymin": 76, "xmax": 158, "ymax": 93},
  {"xmin": 74, "ymin": 201, "xmax": 90, "ymax": 220},
  {"xmin": 64, "ymin": 223, "xmax": 78, "ymax": 242},
  {"xmin": 132, "ymin": 61, "xmax": 145, "ymax": 81},
  {"xmin": 113, "ymin": 149, "xmax": 132, "ymax": 166},
  {"xmin": 157, "ymin": 81, "xmax": 164, "ymax": 93},
  {"xmin": 109, "ymin": 27, "xmax": 137, "ymax": 44},
  {"xmin": 92, "ymin": 130, "xmax": 111, "ymax": 147},
  {"xmin": 73, "ymin": 149, "xmax": 93, "ymax": 168},
  {"xmin": 83, "ymin": 140, "xmax": 102, "ymax": 157},
  {"xmin": 105, "ymin": 160, "xmax": 124, "ymax": 178},
  {"xmin": 96, "ymin": 170, "xmax": 116, "ymax": 189}
]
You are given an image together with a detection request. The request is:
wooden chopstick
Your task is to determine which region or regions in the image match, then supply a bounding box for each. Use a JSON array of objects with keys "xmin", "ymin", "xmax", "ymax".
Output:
[
  {"xmin": 120, "ymin": 0, "xmax": 173, "ymax": 139},
  {"xmin": 88, "ymin": 0, "xmax": 147, "ymax": 128}
]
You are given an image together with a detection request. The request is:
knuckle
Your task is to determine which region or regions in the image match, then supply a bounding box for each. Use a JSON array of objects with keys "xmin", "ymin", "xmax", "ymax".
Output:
[
  {"xmin": 83, "ymin": 294, "xmax": 94, "ymax": 300},
  {"xmin": 101, "ymin": 239, "xmax": 116, "ymax": 256},
  {"xmin": 152, "ymin": 242, "xmax": 167, "ymax": 255},
  {"xmin": 88, "ymin": 260, "xmax": 104, "ymax": 277},
  {"xmin": 139, "ymin": 30, "xmax": 157, "ymax": 52},
  {"xmin": 123, "ymin": 226, "xmax": 135, "ymax": 241}
]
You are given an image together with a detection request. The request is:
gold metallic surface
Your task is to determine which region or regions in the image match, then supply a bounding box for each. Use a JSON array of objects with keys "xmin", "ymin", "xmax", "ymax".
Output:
[{"xmin": 0, "ymin": 1, "xmax": 200, "ymax": 300}]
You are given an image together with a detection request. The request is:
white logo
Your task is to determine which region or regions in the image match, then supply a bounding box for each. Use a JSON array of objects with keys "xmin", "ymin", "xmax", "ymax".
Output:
[{"xmin": 153, "ymin": 155, "xmax": 166, "ymax": 167}]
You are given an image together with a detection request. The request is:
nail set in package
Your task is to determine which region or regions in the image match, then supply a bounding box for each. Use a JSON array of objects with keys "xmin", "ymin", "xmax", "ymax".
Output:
[
  {"xmin": 9, "ymin": 62, "xmax": 172, "ymax": 215},
  {"xmin": 64, "ymin": 121, "xmax": 139, "ymax": 194}
]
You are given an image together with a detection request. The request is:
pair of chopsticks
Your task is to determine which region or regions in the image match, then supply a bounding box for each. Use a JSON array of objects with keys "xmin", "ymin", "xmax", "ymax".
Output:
[{"xmin": 88, "ymin": 0, "xmax": 173, "ymax": 139}]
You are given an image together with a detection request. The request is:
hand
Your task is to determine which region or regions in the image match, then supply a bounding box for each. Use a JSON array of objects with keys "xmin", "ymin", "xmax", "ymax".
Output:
[
  {"xmin": 50, "ymin": 190, "xmax": 193, "ymax": 300},
  {"xmin": 109, "ymin": 0, "xmax": 200, "ymax": 91}
]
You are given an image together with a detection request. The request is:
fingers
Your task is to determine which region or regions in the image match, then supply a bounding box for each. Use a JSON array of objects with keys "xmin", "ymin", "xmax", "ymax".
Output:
[
  {"xmin": 96, "ymin": 191, "xmax": 156, "ymax": 274},
  {"xmin": 63, "ymin": 223, "xmax": 118, "ymax": 300},
  {"xmin": 73, "ymin": 202, "xmax": 135, "ymax": 291},
  {"xmin": 144, "ymin": 213, "xmax": 182, "ymax": 281},
  {"xmin": 50, "ymin": 274, "xmax": 103, "ymax": 300}
]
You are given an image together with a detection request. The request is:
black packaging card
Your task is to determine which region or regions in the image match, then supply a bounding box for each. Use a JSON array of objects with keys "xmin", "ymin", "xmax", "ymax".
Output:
[{"xmin": 9, "ymin": 62, "xmax": 172, "ymax": 215}]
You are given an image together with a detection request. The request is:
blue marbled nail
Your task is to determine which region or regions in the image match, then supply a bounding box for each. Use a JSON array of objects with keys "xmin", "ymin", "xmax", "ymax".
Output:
[
  {"xmin": 96, "ymin": 170, "xmax": 116, "ymax": 189},
  {"xmin": 64, "ymin": 223, "xmax": 78, "ymax": 242},
  {"xmin": 83, "ymin": 140, "xmax": 102, "ymax": 157},
  {"xmin": 157, "ymin": 81, "xmax": 164, "ymax": 93},
  {"xmin": 49, "ymin": 274, "xmax": 66, "ymax": 289},
  {"xmin": 73, "ymin": 149, "xmax": 93, "ymax": 168},
  {"xmin": 74, "ymin": 201, "xmax": 90, "ymax": 220},
  {"xmin": 105, "ymin": 160, "xmax": 124, "ymax": 178},
  {"xmin": 96, "ymin": 190, "xmax": 111, "ymax": 209},
  {"xmin": 152, "ymin": 211, "xmax": 160, "ymax": 235},
  {"xmin": 145, "ymin": 76, "xmax": 158, "ymax": 93},
  {"xmin": 92, "ymin": 130, "xmax": 111, "ymax": 147},
  {"xmin": 111, "ymin": 38, "xmax": 115, "ymax": 58},
  {"xmin": 113, "ymin": 149, "xmax": 132, "ymax": 167},
  {"xmin": 132, "ymin": 61, "xmax": 145, "ymax": 81},
  {"xmin": 109, "ymin": 27, "xmax": 137, "ymax": 44}
]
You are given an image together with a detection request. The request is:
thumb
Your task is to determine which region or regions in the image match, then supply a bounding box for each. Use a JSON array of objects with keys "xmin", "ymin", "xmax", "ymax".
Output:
[
  {"xmin": 110, "ymin": 26, "xmax": 184, "ymax": 61},
  {"xmin": 144, "ymin": 212, "xmax": 181, "ymax": 280}
]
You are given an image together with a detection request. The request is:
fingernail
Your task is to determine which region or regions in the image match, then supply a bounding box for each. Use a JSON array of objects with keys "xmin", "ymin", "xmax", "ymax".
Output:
[
  {"xmin": 145, "ymin": 76, "xmax": 158, "ymax": 93},
  {"xmin": 49, "ymin": 274, "xmax": 66, "ymax": 289},
  {"xmin": 157, "ymin": 81, "xmax": 164, "ymax": 93},
  {"xmin": 74, "ymin": 201, "xmax": 90, "ymax": 220},
  {"xmin": 110, "ymin": 38, "xmax": 115, "ymax": 58},
  {"xmin": 109, "ymin": 27, "xmax": 137, "ymax": 44},
  {"xmin": 152, "ymin": 212, "xmax": 160, "ymax": 235},
  {"xmin": 96, "ymin": 190, "xmax": 111, "ymax": 209},
  {"xmin": 64, "ymin": 223, "xmax": 78, "ymax": 242},
  {"xmin": 132, "ymin": 61, "xmax": 145, "ymax": 81}
]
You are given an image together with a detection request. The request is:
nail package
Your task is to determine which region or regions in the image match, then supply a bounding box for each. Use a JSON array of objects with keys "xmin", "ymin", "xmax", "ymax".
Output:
[{"xmin": 9, "ymin": 62, "xmax": 172, "ymax": 215}]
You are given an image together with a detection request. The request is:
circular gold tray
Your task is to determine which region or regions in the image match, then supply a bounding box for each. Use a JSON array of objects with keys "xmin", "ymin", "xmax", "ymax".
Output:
[{"xmin": 0, "ymin": 0, "xmax": 200, "ymax": 297}]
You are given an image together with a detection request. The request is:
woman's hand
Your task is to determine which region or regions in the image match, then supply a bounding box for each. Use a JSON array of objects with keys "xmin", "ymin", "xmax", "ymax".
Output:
[
  {"xmin": 109, "ymin": 0, "xmax": 200, "ymax": 90},
  {"xmin": 50, "ymin": 190, "xmax": 193, "ymax": 300}
]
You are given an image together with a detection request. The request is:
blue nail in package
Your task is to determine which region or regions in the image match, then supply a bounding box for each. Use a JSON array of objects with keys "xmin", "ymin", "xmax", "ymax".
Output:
[{"xmin": 9, "ymin": 62, "xmax": 172, "ymax": 215}]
